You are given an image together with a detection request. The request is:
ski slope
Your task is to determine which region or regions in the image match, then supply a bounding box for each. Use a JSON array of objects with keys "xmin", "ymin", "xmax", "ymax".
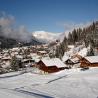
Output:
[{"xmin": 0, "ymin": 68, "xmax": 98, "ymax": 98}]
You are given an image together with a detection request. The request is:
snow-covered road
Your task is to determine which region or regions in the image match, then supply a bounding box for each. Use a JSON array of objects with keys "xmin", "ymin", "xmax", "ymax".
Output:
[{"xmin": 0, "ymin": 68, "xmax": 98, "ymax": 98}]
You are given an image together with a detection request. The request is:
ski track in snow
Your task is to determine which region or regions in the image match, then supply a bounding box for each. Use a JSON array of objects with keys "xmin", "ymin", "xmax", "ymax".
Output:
[
  {"xmin": 0, "ymin": 86, "xmax": 54, "ymax": 98},
  {"xmin": 46, "ymin": 75, "xmax": 68, "ymax": 84},
  {"xmin": 0, "ymin": 68, "xmax": 98, "ymax": 98}
]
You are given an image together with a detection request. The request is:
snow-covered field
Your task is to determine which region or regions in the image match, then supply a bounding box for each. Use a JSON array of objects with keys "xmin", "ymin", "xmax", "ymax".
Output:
[{"xmin": 0, "ymin": 68, "xmax": 98, "ymax": 98}]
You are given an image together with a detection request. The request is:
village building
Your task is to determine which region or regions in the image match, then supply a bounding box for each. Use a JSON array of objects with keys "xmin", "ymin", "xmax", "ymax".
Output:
[
  {"xmin": 80, "ymin": 56, "xmax": 98, "ymax": 68},
  {"xmin": 62, "ymin": 52, "xmax": 81, "ymax": 68},
  {"xmin": 63, "ymin": 57, "xmax": 80, "ymax": 68},
  {"xmin": 21, "ymin": 58, "xmax": 35, "ymax": 67},
  {"xmin": 37, "ymin": 50, "xmax": 47, "ymax": 56},
  {"xmin": 0, "ymin": 56, "xmax": 11, "ymax": 68},
  {"xmin": 35, "ymin": 58, "xmax": 67, "ymax": 73}
]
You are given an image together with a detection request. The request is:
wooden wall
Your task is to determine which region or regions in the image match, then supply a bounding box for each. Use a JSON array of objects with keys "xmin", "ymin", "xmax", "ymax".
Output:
[
  {"xmin": 80, "ymin": 58, "xmax": 98, "ymax": 67},
  {"xmin": 36, "ymin": 60, "xmax": 65, "ymax": 73}
]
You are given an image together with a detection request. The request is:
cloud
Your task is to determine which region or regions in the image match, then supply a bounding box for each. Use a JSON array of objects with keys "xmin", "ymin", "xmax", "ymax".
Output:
[
  {"xmin": 56, "ymin": 21, "xmax": 92, "ymax": 41},
  {"xmin": 0, "ymin": 11, "xmax": 32, "ymax": 42},
  {"xmin": 57, "ymin": 21, "xmax": 92, "ymax": 36},
  {"xmin": 57, "ymin": 21, "xmax": 92, "ymax": 32},
  {"xmin": 16, "ymin": 25, "xmax": 32, "ymax": 42}
]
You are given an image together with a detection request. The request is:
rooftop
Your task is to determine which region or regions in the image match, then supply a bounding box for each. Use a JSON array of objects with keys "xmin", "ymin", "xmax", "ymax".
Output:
[
  {"xmin": 41, "ymin": 58, "xmax": 66, "ymax": 68},
  {"xmin": 85, "ymin": 56, "xmax": 98, "ymax": 63}
]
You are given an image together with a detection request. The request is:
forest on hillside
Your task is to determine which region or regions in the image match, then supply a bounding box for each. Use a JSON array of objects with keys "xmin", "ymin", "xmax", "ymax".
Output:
[
  {"xmin": 0, "ymin": 25, "xmax": 42, "ymax": 49},
  {"xmin": 55, "ymin": 21, "xmax": 98, "ymax": 58}
]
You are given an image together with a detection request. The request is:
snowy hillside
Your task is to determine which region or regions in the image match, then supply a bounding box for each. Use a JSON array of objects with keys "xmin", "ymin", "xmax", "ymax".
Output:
[
  {"xmin": 32, "ymin": 31, "xmax": 61, "ymax": 43},
  {"xmin": 0, "ymin": 67, "xmax": 98, "ymax": 98},
  {"xmin": 62, "ymin": 45, "xmax": 89, "ymax": 61}
]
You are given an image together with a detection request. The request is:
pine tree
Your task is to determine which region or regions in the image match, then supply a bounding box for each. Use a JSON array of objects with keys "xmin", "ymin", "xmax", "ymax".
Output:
[
  {"xmin": 92, "ymin": 22, "xmax": 96, "ymax": 31},
  {"xmin": 68, "ymin": 32, "xmax": 73, "ymax": 44},
  {"xmin": 77, "ymin": 28, "xmax": 82, "ymax": 41},
  {"xmin": 55, "ymin": 35, "xmax": 68, "ymax": 58},
  {"xmin": 72, "ymin": 29, "xmax": 78, "ymax": 44},
  {"xmin": 11, "ymin": 56, "xmax": 20, "ymax": 71},
  {"xmin": 87, "ymin": 47, "xmax": 94, "ymax": 56}
]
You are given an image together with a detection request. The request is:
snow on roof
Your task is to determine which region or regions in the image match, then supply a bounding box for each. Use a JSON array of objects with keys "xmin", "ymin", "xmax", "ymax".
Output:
[
  {"xmin": 70, "ymin": 57, "xmax": 79, "ymax": 63},
  {"xmin": 11, "ymin": 47, "xmax": 19, "ymax": 51},
  {"xmin": 16, "ymin": 55, "xmax": 23, "ymax": 59},
  {"xmin": 35, "ymin": 58, "xmax": 40, "ymax": 62},
  {"xmin": 41, "ymin": 58, "xmax": 66, "ymax": 68},
  {"xmin": 85, "ymin": 56, "xmax": 98, "ymax": 63},
  {"xmin": 22, "ymin": 59, "xmax": 33, "ymax": 62},
  {"xmin": 78, "ymin": 48, "xmax": 88, "ymax": 57},
  {"xmin": 30, "ymin": 53, "xmax": 37, "ymax": 56},
  {"xmin": 2, "ymin": 57, "xmax": 11, "ymax": 60},
  {"xmin": 38, "ymin": 51, "xmax": 47, "ymax": 54}
]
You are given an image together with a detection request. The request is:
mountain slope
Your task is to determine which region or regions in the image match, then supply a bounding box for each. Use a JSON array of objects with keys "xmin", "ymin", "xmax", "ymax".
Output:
[
  {"xmin": 32, "ymin": 31, "xmax": 61, "ymax": 43},
  {"xmin": 0, "ymin": 35, "xmax": 42, "ymax": 49}
]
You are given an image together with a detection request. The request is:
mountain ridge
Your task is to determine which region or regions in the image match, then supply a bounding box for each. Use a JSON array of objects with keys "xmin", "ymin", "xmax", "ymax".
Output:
[{"xmin": 32, "ymin": 31, "xmax": 61, "ymax": 43}]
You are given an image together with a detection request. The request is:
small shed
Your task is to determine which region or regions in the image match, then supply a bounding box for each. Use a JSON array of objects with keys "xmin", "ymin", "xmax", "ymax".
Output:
[
  {"xmin": 36, "ymin": 58, "xmax": 67, "ymax": 73},
  {"xmin": 80, "ymin": 56, "xmax": 98, "ymax": 68}
]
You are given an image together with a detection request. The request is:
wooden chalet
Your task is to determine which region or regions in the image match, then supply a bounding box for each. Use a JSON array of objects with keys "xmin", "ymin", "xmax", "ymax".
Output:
[
  {"xmin": 80, "ymin": 56, "xmax": 98, "ymax": 68},
  {"xmin": 35, "ymin": 58, "xmax": 67, "ymax": 73},
  {"xmin": 65, "ymin": 57, "xmax": 79, "ymax": 64}
]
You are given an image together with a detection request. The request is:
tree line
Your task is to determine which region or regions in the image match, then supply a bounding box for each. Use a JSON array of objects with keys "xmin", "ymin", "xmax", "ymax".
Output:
[{"xmin": 55, "ymin": 21, "xmax": 98, "ymax": 58}]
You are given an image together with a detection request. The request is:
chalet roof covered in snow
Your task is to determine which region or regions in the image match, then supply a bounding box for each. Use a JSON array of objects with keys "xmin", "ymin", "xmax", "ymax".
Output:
[
  {"xmin": 38, "ymin": 50, "xmax": 47, "ymax": 54},
  {"xmin": 85, "ymin": 56, "xmax": 98, "ymax": 63},
  {"xmin": 41, "ymin": 58, "xmax": 66, "ymax": 68},
  {"xmin": 70, "ymin": 57, "xmax": 79, "ymax": 63}
]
